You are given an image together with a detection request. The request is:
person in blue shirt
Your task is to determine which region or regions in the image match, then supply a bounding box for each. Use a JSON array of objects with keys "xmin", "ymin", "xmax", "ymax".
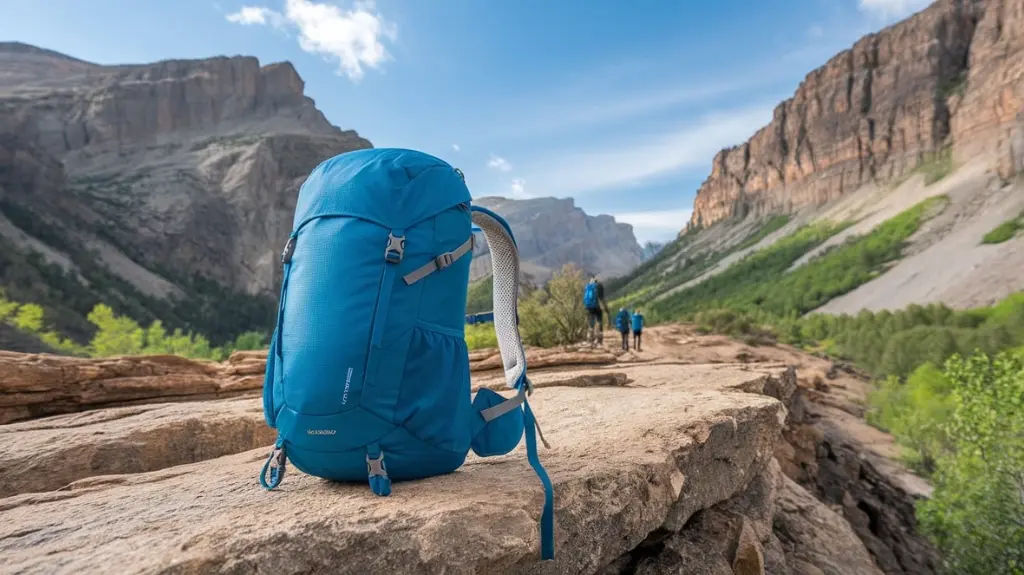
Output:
[
  {"xmin": 631, "ymin": 309, "xmax": 645, "ymax": 352},
  {"xmin": 615, "ymin": 307, "xmax": 631, "ymax": 351}
]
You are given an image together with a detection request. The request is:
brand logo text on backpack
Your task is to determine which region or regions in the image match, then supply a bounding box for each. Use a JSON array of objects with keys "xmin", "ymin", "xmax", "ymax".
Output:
[
  {"xmin": 342, "ymin": 367, "xmax": 353, "ymax": 405},
  {"xmin": 307, "ymin": 429, "xmax": 337, "ymax": 435}
]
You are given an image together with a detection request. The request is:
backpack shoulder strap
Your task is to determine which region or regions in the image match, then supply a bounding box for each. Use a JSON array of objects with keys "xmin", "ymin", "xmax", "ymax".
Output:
[{"xmin": 470, "ymin": 205, "xmax": 555, "ymax": 561}]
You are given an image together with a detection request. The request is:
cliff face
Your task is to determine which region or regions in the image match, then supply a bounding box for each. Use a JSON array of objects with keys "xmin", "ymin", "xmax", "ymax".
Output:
[
  {"xmin": 0, "ymin": 43, "xmax": 371, "ymax": 342},
  {"xmin": 470, "ymin": 196, "xmax": 644, "ymax": 282},
  {"xmin": 688, "ymin": 0, "xmax": 1024, "ymax": 229}
]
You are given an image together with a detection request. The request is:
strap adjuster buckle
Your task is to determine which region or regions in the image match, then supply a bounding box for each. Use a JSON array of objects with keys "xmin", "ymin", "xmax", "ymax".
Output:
[
  {"xmin": 385, "ymin": 233, "xmax": 405, "ymax": 264},
  {"xmin": 435, "ymin": 252, "xmax": 454, "ymax": 269}
]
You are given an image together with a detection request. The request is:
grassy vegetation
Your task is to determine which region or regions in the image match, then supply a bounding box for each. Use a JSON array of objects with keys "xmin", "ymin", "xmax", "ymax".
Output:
[
  {"xmin": 732, "ymin": 214, "xmax": 791, "ymax": 251},
  {"xmin": 0, "ymin": 288, "xmax": 265, "ymax": 359},
  {"xmin": 981, "ymin": 210, "xmax": 1024, "ymax": 244},
  {"xmin": 606, "ymin": 214, "xmax": 795, "ymax": 311},
  {"xmin": 650, "ymin": 196, "xmax": 945, "ymax": 323},
  {"xmin": 466, "ymin": 276, "xmax": 494, "ymax": 315}
]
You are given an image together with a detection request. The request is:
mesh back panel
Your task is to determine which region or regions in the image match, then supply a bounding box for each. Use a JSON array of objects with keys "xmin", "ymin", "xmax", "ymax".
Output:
[{"xmin": 471, "ymin": 210, "xmax": 526, "ymax": 388}]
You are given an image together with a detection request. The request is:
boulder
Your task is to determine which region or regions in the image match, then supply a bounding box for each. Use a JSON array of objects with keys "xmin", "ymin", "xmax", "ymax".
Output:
[{"xmin": 0, "ymin": 364, "xmax": 787, "ymax": 574}]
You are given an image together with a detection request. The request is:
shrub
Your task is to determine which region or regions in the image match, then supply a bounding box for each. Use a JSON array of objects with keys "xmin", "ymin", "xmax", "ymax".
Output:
[{"xmin": 916, "ymin": 351, "xmax": 1024, "ymax": 574}]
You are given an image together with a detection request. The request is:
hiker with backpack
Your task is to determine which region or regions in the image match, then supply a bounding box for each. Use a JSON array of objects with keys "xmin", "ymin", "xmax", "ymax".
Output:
[
  {"xmin": 259, "ymin": 148, "xmax": 555, "ymax": 561},
  {"xmin": 615, "ymin": 307, "xmax": 631, "ymax": 351},
  {"xmin": 582, "ymin": 276, "xmax": 610, "ymax": 347},
  {"xmin": 632, "ymin": 309, "xmax": 645, "ymax": 352}
]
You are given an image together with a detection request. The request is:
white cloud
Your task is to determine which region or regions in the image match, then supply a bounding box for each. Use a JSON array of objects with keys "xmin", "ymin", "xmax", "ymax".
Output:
[
  {"xmin": 520, "ymin": 104, "xmax": 775, "ymax": 197},
  {"xmin": 510, "ymin": 178, "xmax": 527, "ymax": 198},
  {"xmin": 613, "ymin": 209, "xmax": 694, "ymax": 242},
  {"xmin": 226, "ymin": 0, "xmax": 396, "ymax": 81},
  {"xmin": 808, "ymin": 24, "xmax": 824, "ymax": 39},
  {"xmin": 487, "ymin": 154, "xmax": 512, "ymax": 172},
  {"xmin": 226, "ymin": 6, "xmax": 281, "ymax": 25},
  {"xmin": 452, "ymin": 144, "xmax": 460, "ymax": 152},
  {"xmin": 857, "ymin": 0, "xmax": 932, "ymax": 21}
]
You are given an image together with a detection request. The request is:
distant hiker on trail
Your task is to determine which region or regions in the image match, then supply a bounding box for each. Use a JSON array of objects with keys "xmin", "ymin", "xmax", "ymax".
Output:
[
  {"xmin": 631, "ymin": 309, "xmax": 645, "ymax": 352},
  {"xmin": 583, "ymin": 276, "xmax": 610, "ymax": 347},
  {"xmin": 615, "ymin": 307, "xmax": 631, "ymax": 351}
]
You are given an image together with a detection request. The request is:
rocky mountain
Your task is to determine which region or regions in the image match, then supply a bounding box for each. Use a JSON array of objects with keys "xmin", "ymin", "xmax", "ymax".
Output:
[
  {"xmin": 641, "ymin": 241, "xmax": 665, "ymax": 261},
  {"xmin": 469, "ymin": 196, "xmax": 643, "ymax": 283},
  {"xmin": 0, "ymin": 42, "xmax": 371, "ymax": 343},
  {"xmin": 687, "ymin": 0, "xmax": 1021, "ymax": 230},
  {"xmin": 614, "ymin": 0, "xmax": 1024, "ymax": 315}
]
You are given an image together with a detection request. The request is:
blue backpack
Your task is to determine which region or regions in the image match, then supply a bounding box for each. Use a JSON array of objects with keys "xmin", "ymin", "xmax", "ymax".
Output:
[
  {"xmin": 632, "ymin": 312, "xmax": 644, "ymax": 332},
  {"xmin": 583, "ymin": 281, "xmax": 599, "ymax": 309},
  {"xmin": 615, "ymin": 310, "xmax": 629, "ymax": 332},
  {"xmin": 259, "ymin": 148, "xmax": 554, "ymax": 560}
]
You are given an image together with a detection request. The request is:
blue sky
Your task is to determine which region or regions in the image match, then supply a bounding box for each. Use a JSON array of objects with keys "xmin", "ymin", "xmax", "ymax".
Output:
[{"xmin": 1, "ymin": 0, "xmax": 931, "ymax": 243}]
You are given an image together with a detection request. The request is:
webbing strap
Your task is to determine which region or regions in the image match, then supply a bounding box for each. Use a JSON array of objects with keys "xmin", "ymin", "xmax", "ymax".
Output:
[
  {"xmin": 480, "ymin": 386, "xmax": 527, "ymax": 422},
  {"xmin": 402, "ymin": 235, "xmax": 474, "ymax": 285},
  {"xmin": 524, "ymin": 396, "xmax": 555, "ymax": 560}
]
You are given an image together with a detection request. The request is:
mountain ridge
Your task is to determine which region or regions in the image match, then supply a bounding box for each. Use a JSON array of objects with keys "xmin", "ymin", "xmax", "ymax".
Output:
[
  {"xmin": 685, "ymin": 0, "xmax": 1023, "ymax": 231},
  {"xmin": 470, "ymin": 195, "xmax": 644, "ymax": 282}
]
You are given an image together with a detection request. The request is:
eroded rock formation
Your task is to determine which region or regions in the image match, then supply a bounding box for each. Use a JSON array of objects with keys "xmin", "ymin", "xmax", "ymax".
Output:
[{"xmin": 688, "ymin": 0, "xmax": 1024, "ymax": 230}]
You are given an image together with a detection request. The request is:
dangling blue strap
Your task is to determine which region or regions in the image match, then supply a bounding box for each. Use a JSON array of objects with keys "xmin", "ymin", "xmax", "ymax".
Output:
[
  {"xmin": 259, "ymin": 438, "xmax": 286, "ymax": 490},
  {"xmin": 522, "ymin": 395, "xmax": 554, "ymax": 560}
]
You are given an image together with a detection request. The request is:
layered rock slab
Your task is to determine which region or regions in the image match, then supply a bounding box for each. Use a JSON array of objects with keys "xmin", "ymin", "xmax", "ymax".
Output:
[
  {"xmin": 0, "ymin": 347, "xmax": 618, "ymax": 424},
  {"xmin": 0, "ymin": 350, "xmax": 264, "ymax": 424},
  {"xmin": 0, "ymin": 397, "xmax": 274, "ymax": 497},
  {"xmin": 0, "ymin": 366, "xmax": 786, "ymax": 575}
]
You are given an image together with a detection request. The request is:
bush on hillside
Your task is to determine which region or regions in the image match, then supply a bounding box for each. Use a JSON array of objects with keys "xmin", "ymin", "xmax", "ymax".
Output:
[
  {"xmin": 464, "ymin": 264, "xmax": 589, "ymax": 350},
  {"xmin": 981, "ymin": 210, "xmax": 1023, "ymax": 245},
  {"xmin": 915, "ymin": 351, "xmax": 1024, "ymax": 574},
  {"xmin": 867, "ymin": 363, "xmax": 954, "ymax": 474}
]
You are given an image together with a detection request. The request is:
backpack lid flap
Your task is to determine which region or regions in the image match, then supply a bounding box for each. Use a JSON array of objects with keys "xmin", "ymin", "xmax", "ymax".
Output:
[{"xmin": 294, "ymin": 148, "xmax": 471, "ymax": 230}]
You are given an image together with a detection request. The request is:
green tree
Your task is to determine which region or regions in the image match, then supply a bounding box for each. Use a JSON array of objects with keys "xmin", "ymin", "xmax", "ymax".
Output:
[
  {"xmin": 543, "ymin": 264, "xmax": 588, "ymax": 345},
  {"xmin": 868, "ymin": 363, "xmax": 954, "ymax": 474},
  {"xmin": 13, "ymin": 303, "xmax": 44, "ymax": 332},
  {"xmin": 87, "ymin": 303, "xmax": 145, "ymax": 356},
  {"xmin": 916, "ymin": 351, "xmax": 1024, "ymax": 574}
]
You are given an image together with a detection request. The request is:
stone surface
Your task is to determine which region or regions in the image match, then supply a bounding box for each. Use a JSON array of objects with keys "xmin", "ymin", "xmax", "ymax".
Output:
[
  {"xmin": 0, "ymin": 397, "xmax": 274, "ymax": 497},
  {"xmin": 685, "ymin": 0, "xmax": 1024, "ymax": 230},
  {"xmin": 470, "ymin": 196, "xmax": 644, "ymax": 282},
  {"xmin": 0, "ymin": 350, "xmax": 264, "ymax": 424},
  {"xmin": 0, "ymin": 326, "xmax": 941, "ymax": 574},
  {"xmin": 470, "ymin": 346, "xmax": 618, "ymax": 372},
  {"xmin": 0, "ymin": 363, "xmax": 787, "ymax": 575},
  {"xmin": 951, "ymin": 0, "xmax": 1024, "ymax": 179},
  {"xmin": 770, "ymin": 474, "xmax": 884, "ymax": 575}
]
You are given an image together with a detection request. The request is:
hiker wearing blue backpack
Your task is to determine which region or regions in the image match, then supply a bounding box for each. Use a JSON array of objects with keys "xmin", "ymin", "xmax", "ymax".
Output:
[
  {"xmin": 259, "ymin": 148, "xmax": 555, "ymax": 561},
  {"xmin": 582, "ymin": 276, "xmax": 609, "ymax": 347},
  {"xmin": 615, "ymin": 307, "xmax": 631, "ymax": 351},
  {"xmin": 632, "ymin": 309, "xmax": 645, "ymax": 352}
]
